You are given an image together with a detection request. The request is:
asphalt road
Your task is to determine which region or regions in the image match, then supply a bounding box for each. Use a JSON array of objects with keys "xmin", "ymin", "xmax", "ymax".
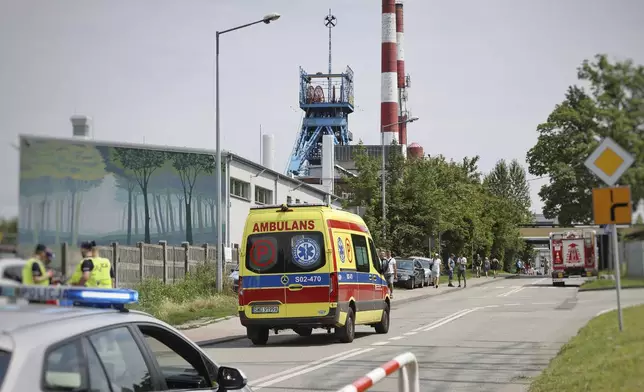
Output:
[{"xmin": 204, "ymin": 277, "xmax": 644, "ymax": 392}]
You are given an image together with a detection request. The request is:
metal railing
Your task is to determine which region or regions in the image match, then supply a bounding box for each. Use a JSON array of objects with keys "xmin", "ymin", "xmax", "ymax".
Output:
[{"xmin": 337, "ymin": 352, "xmax": 419, "ymax": 392}]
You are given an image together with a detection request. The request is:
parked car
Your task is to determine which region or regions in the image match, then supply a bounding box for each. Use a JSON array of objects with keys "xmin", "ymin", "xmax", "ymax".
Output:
[
  {"xmin": 0, "ymin": 258, "xmax": 26, "ymax": 286},
  {"xmin": 411, "ymin": 256, "xmax": 432, "ymax": 286},
  {"xmin": 395, "ymin": 259, "xmax": 426, "ymax": 289},
  {"xmin": 229, "ymin": 266, "xmax": 239, "ymax": 293}
]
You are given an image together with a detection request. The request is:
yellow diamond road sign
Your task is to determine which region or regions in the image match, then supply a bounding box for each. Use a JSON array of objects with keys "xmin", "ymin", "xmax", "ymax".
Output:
[{"xmin": 584, "ymin": 137, "xmax": 634, "ymax": 186}]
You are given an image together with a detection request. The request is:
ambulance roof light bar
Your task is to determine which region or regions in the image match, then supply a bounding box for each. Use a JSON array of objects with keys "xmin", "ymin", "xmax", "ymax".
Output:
[
  {"xmin": 250, "ymin": 203, "xmax": 329, "ymax": 211},
  {"xmin": 0, "ymin": 285, "xmax": 139, "ymax": 311}
]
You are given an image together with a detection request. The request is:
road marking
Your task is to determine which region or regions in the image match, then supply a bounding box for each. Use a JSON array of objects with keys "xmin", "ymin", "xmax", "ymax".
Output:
[
  {"xmin": 389, "ymin": 336, "xmax": 404, "ymax": 341},
  {"xmin": 253, "ymin": 348, "xmax": 375, "ymax": 390},
  {"xmin": 531, "ymin": 278, "xmax": 548, "ymax": 285},
  {"xmin": 372, "ymin": 341, "xmax": 390, "ymax": 346},
  {"xmin": 504, "ymin": 303, "xmax": 520, "ymax": 306},
  {"xmin": 532, "ymin": 302, "xmax": 557, "ymax": 305},
  {"xmin": 497, "ymin": 286, "xmax": 526, "ymax": 297},
  {"xmin": 249, "ymin": 348, "xmax": 363, "ymax": 386},
  {"xmin": 484, "ymin": 304, "xmax": 500, "ymax": 308},
  {"xmin": 495, "ymin": 286, "xmax": 506, "ymax": 289},
  {"xmin": 404, "ymin": 332, "xmax": 417, "ymax": 336},
  {"xmin": 421, "ymin": 307, "xmax": 481, "ymax": 332},
  {"xmin": 412, "ymin": 309, "xmax": 473, "ymax": 332},
  {"xmin": 596, "ymin": 307, "xmax": 616, "ymax": 317}
]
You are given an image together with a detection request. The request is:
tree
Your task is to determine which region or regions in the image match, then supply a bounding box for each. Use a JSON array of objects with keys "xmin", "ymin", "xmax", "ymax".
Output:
[
  {"xmin": 114, "ymin": 147, "xmax": 168, "ymax": 243},
  {"xmin": 527, "ymin": 54, "xmax": 644, "ymax": 225},
  {"xmin": 484, "ymin": 159, "xmax": 532, "ymax": 221},
  {"xmin": 636, "ymin": 214, "xmax": 644, "ymax": 225},
  {"xmin": 170, "ymin": 152, "xmax": 215, "ymax": 244}
]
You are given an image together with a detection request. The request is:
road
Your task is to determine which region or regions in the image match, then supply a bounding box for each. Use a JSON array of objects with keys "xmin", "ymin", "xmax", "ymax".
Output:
[{"xmin": 204, "ymin": 277, "xmax": 644, "ymax": 392}]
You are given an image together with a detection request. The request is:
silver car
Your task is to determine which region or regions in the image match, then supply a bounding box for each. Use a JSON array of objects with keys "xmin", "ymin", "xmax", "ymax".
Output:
[{"xmin": 0, "ymin": 287, "xmax": 252, "ymax": 392}]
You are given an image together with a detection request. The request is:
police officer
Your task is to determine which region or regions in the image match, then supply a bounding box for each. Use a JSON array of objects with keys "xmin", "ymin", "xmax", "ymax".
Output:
[
  {"xmin": 22, "ymin": 244, "xmax": 54, "ymax": 286},
  {"xmin": 71, "ymin": 241, "xmax": 115, "ymax": 288}
]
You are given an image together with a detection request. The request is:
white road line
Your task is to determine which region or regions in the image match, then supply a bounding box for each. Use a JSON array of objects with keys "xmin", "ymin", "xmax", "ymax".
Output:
[
  {"xmin": 249, "ymin": 348, "xmax": 363, "ymax": 386},
  {"xmin": 253, "ymin": 348, "xmax": 375, "ymax": 390},
  {"xmin": 485, "ymin": 304, "xmax": 500, "ymax": 308},
  {"xmin": 531, "ymin": 278, "xmax": 548, "ymax": 285},
  {"xmin": 495, "ymin": 286, "xmax": 506, "ymax": 289},
  {"xmin": 412, "ymin": 308, "xmax": 473, "ymax": 332},
  {"xmin": 596, "ymin": 307, "xmax": 616, "ymax": 317},
  {"xmin": 504, "ymin": 303, "xmax": 520, "ymax": 306},
  {"xmin": 497, "ymin": 286, "xmax": 525, "ymax": 297},
  {"xmin": 404, "ymin": 332, "xmax": 417, "ymax": 336},
  {"xmin": 422, "ymin": 307, "xmax": 481, "ymax": 332},
  {"xmin": 389, "ymin": 336, "xmax": 404, "ymax": 341},
  {"xmin": 532, "ymin": 302, "xmax": 557, "ymax": 305},
  {"xmin": 371, "ymin": 341, "xmax": 390, "ymax": 346}
]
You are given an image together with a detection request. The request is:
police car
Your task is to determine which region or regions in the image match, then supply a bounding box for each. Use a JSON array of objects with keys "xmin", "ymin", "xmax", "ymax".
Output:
[{"xmin": 0, "ymin": 285, "xmax": 252, "ymax": 392}]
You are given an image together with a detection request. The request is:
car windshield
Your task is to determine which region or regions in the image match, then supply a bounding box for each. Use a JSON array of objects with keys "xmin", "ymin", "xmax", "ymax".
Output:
[
  {"xmin": 245, "ymin": 231, "xmax": 327, "ymax": 274},
  {"xmin": 418, "ymin": 260, "xmax": 431, "ymax": 269},
  {"xmin": 397, "ymin": 259, "xmax": 414, "ymax": 270},
  {"xmin": 0, "ymin": 350, "xmax": 10, "ymax": 389}
]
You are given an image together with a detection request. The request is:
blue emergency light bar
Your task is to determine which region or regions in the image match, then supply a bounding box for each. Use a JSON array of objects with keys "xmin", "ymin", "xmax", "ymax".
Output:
[{"xmin": 0, "ymin": 285, "xmax": 138, "ymax": 308}]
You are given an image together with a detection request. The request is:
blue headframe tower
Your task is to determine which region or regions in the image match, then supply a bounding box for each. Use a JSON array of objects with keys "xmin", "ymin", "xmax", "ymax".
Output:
[{"xmin": 286, "ymin": 66, "xmax": 354, "ymax": 176}]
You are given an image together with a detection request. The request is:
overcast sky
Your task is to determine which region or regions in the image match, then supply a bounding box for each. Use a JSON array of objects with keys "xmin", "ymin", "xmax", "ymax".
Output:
[{"xmin": 1, "ymin": 0, "xmax": 643, "ymax": 219}]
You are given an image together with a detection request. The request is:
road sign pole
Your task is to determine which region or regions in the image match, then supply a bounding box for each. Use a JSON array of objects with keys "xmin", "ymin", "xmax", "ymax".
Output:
[{"xmin": 609, "ymin": 224, "xmax": 624, "ymax": 332}]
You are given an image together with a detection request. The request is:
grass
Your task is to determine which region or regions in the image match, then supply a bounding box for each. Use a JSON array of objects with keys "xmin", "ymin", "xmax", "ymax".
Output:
[
  {"xmin": 529, "ymin": 304, "xmax": 644, "ymax": 392},
  {"xmin": 130, "ymin": 263, "xmax": 238, "ymax": 326},
  {"xmin": 579, "ymin": 277, "xmax": 644, "ymax": 291}
]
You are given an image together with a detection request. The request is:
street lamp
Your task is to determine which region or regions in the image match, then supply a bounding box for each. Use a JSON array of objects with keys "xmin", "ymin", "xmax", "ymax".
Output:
[
  {"xmin": 381, "ymin": 116, "xmax": 419, "ymax": 242},
  {"xmin": 215, "ymin": 13, "xmax": 281, "ymax": 292}
]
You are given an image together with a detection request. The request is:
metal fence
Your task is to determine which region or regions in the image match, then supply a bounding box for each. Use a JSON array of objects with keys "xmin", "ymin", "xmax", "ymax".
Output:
[{"xmin": 56, "ymin": 241, "xmax": 239, "ymax": 289}]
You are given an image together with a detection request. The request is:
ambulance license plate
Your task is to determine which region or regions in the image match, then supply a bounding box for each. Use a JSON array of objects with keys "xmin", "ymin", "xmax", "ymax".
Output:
[{"xmin": 252, "ymin": 305, "xmax": 279, "ymax": 314}]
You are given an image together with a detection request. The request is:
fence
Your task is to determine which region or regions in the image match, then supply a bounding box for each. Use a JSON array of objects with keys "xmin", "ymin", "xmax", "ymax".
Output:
[
  {"xmin": 55, "ymin": 241, "xmax": 239, "ymax": 289},
  {"xmin": 337, "ymin": 352, "xmax": 419, "ymax": 392}
]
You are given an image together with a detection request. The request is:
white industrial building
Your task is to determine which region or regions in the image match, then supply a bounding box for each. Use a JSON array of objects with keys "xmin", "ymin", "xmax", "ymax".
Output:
[{"xmin": 223, "ymin": 134, "xmax": 342, "ymax": 248}]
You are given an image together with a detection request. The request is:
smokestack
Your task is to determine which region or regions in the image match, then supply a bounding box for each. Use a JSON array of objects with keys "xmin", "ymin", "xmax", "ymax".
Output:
[
  {"xmin": 395, "ymin": 1, "xmax": 407, "ymax": 146},
  {"xmin": 261, "ymin": 134, "xmax": 275, "ymax": 171},
  {"xmin": 70, "ymin": 115, "xmax": 91, "ymax": 139},
  {"xmin": 381, "ymin": 0, "xmax": 399, "ymax": 145}
]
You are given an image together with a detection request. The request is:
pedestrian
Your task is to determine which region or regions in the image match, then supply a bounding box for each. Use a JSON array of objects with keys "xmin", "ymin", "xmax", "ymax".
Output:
[
  {"xmin": 431, "ymin": 253, "xmax": 441, "ymax": 288},
  {"xmin": 457, "ymin": 254, "xmax": 467, "ymax": 288},
  {"xmin": 71, "ymin": 241, "xmax": 115, "ymax": 288},
  {"xmin": 383, "ymin": 250, "xmax": 397, "ymax": 299},
  {"xmin": 483, "ymin": 257, "xmax": 490, "ymax": 278},
  {"xmin": 21, "ymin": 244, "xmax": 55, "ymax": 304},
  {"xmin": 474, "ymin": 254, "xmax": 482, "ymax": 278},
  {"xmin": 447, "ymin": 254, "xmax": 456, "ymax": 287},
  {"xmin": 491, "ymin": 257, "xmax": 499, "ymax": 278}
]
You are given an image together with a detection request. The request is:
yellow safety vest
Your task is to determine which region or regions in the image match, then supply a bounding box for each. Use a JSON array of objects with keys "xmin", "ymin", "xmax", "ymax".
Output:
[
  {"xmin": 70, "ymin": 257, "xmax": 112, "ymax": 288},
  {"xmin": 22, "ymin": 258, "xmax": 49, "ymax": 286}
]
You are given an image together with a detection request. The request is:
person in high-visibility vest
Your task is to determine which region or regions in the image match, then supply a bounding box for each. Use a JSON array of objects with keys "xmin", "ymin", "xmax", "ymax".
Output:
[
  {"xmin": 71, "ymin": 241, "xmax": 115, "ymax": 288},
  {"xmin": 22, "ymin": 244, "xmax": 54, "ymax": 286}
]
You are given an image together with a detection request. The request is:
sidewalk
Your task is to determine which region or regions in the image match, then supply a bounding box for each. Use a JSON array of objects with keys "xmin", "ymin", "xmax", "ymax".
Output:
[{"xmin": 182, "ymin": 275, "xmax": 506, "ymax": 346}]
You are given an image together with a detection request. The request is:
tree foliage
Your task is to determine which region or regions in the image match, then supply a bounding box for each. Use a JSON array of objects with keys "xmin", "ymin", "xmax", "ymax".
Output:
[
  {"xmin": 344, "ymin": 142, "xmax": 529, "ymax": 267},
  {"xmin": 527, "ymin": 54, "xmax": 644, "ymax": 225}
]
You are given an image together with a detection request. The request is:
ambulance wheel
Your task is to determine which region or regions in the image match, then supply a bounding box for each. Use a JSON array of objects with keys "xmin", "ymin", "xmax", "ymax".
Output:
[
  {"xmin": 336, "ymin": 308, "xmax": 355, "ymax": 343},
  {"xmin": 249, "ymin": 327, "xmax": 269, "ymax": 346},
  {"xmin": 294, "ymin": 327, "xmax": 313, "ymax": 337},
  {"xmin": 374, "ymin": 304, "xmax": 390, "ymax": 334}
]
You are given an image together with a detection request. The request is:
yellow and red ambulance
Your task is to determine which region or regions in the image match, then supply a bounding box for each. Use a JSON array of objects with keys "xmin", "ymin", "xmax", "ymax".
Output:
[{"xmin": 237, "ymin": 203, "xmax": 390, "ymax": 345}]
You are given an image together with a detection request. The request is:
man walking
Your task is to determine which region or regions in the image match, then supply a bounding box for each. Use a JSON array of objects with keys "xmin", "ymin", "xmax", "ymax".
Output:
[
  {"xmin": 447, "ymin": 254, "xmax": 456, "ymax": 287},
  {"xmin": 474, "ymin": 254, "xmax": 482, "ymax": 278},
  {"xmin": 457, "ymin": 254, "xmax": 467, "ymax": 288},
  {"xmin": 491, "ymin": 257, "xmax": 500, "ymax": 278},
  {"xmin": 483, "ymin": 257, "xmax": 490, "ymax": 278},
  {"xmin": 431, "ymin": 253, "xmax": 441, "ymax": 288},
  {"xmin": 382, "ymin": 250, "xmax": 397, "ymax": 298}
]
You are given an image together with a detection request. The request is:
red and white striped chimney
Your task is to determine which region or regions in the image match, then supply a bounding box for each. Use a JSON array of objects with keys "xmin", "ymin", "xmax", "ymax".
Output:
[
  {"xmin": 381, "ymin": 0, "xmax": 399, "ymax": 145},
  {"xmin": 395, "ymin": 0, "xmax": 407, "ymax": 145}
]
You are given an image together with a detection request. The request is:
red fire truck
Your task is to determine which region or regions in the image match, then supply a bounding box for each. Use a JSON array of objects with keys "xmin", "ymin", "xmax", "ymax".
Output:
[{"xmin": 549, "ymin": 229, "xmax": 599, "ymax": 286}]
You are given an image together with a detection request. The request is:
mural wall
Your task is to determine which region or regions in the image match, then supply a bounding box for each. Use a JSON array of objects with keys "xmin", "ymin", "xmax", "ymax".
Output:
[{"xmin": 18, "ymin": 137, "xmax": 225, "ymax": 249}]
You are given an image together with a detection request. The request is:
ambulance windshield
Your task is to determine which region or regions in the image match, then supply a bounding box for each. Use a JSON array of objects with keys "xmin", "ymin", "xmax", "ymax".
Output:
[{"xmin": 245, "ymin": 231, "xmax": 326, "ymax": 274}]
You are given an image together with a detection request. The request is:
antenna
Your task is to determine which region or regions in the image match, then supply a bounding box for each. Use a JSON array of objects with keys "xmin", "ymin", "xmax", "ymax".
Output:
[{"xmin": 324, "ymin": 9, "xmax": 337, "ymax": 98}]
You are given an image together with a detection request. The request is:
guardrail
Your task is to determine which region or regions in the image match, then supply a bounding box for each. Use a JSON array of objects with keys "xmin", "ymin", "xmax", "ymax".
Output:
[{"xmin": 337, "ymin": 352, "xmax": 419, "ymax": 392}]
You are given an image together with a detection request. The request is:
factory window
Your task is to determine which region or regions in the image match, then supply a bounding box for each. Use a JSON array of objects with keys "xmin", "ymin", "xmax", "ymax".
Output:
[
  {"xmin": 287, "ymin": 196, "xmax": 292, "ymax": 204},
  {"xmin": 295, "ymin": 199, "xmax": 301, "ymax": 204},
  {"xmin": 255, "ymin": 186, "xmax": 273, "ymax": 205},
  {"xmin": 230, "ymin": 178, "xmax": 250, "ymax": 200}
]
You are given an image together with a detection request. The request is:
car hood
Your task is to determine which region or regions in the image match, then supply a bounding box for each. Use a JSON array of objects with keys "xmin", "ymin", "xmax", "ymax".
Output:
[{"xmin": 397, "ymin": 269, "xmax": 415, "ymax": 275}]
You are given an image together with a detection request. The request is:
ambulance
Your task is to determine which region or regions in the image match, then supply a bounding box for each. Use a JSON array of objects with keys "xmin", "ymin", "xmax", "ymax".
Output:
[{"xmin": 237, "ymin": 203, "xmax": 390, "ymax": 345}]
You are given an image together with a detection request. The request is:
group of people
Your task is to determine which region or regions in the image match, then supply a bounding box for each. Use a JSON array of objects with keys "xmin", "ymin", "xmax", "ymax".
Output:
[
  {"xmin": 375, "ymin": 250, "xmax": 503, "ymax": 297},
  {"xmin": 22, "ymin": 240, "xmax": 115, "ymax": 291}
]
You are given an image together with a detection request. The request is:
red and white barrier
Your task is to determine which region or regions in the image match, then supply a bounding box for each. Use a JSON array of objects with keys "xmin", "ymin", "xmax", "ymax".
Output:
[{"xmin": 337, "ymin": 351, "xmax": 420, "ymax": 392}]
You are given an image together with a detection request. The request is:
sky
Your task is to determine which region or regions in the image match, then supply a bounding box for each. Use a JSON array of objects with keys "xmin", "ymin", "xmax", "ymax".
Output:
[{"xmin": 1, "ymin": 0, "xmax": 643, "ymax": 219}]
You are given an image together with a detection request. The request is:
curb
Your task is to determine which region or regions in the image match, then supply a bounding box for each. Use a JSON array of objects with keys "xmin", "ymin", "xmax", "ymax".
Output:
[
  {"xmin": 392, "ymin": 276, "xmax": 508, "ymax": 308},
  {"xmin": 175, "ymin": 315, "xmax": 237, "ymax": 331},
  {"xmin": 579, "ymin": 285, "xmax": 644, "ymax": 292},
  {"xmin": 196, "ymin": 334, "xmax": 247, "ymax": 347}
]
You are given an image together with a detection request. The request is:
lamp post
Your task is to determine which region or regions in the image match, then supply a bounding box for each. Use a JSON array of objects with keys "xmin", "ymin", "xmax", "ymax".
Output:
[
  {"xmin": 215, "ymin": 12, "xmax": 280, "ymax": 292},
  {"xmin": 381, "ymin": 116, "xmax": 419, "ymax": 242}
]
